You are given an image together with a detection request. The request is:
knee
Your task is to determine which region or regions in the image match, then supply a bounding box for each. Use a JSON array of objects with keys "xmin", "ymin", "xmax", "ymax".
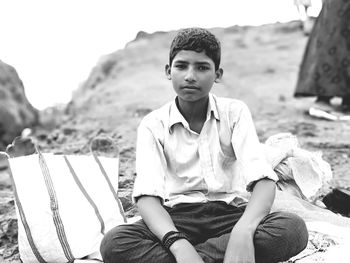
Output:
[
  {"xmin": 278, "ymin": 212, "xmax": 308, "ymax": 252},
  {"xmin": 255, "ymin": 212, "xmax": 309, "ymax": 262},
  {"xmin": 100, "ymin": 225, "xmax": 131, "ymax": 263}
]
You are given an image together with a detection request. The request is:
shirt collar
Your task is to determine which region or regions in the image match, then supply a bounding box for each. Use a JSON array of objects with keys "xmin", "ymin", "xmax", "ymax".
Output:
[{"xmin": 168, "ymin": 93, "xmax": 220, "ymax": 133}]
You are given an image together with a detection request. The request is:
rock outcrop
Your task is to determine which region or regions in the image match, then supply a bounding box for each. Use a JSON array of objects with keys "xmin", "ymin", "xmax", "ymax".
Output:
[{"xmin": 0, "ymin": 60, "xmax": 38, "ymax": 151}]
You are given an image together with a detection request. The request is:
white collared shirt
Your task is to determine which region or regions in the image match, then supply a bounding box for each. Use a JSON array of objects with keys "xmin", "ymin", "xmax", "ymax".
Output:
[{"xmin": 133, "ymin": 93, "xmax": 278, "ymax": 207}]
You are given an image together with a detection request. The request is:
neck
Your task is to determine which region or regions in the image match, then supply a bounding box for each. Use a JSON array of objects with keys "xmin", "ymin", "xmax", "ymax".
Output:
[{"xmin": 176, "ymin": 96, "xmax": 209, "ymax": 124}]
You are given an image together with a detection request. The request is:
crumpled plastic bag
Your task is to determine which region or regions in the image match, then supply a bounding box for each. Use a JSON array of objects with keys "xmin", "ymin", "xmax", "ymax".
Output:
[{"xmin": 263, "ymin": 133, "xmax": 332, "ymax": 201}]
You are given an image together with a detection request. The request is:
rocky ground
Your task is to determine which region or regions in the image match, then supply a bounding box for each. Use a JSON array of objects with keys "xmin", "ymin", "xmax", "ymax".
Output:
[{"xmin": 1, "ymin": 21, "xmax": 349, "ymax": 262}]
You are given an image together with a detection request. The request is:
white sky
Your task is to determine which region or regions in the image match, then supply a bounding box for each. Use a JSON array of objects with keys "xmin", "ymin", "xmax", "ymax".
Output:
[{"xmin": 0, "ymin": 0, "xmax": 322, "ymax": 110}]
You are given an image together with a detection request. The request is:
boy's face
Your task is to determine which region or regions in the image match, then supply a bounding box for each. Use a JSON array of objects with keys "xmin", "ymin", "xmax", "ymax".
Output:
[{"xmin": 165, "ymin": 50, "xmax": 223, "ymax": 103}]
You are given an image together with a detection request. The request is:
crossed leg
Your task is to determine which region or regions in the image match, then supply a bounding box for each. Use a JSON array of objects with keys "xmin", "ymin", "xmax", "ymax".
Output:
[{"xmin": 100, "ymin": 202, "xmax": 308, "ymax": 263}]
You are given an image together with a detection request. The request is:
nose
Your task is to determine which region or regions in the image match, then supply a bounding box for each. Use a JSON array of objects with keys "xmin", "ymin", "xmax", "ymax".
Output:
[{"xmin": 184, "ymin": 67, "xmax": 196, "ymax": 82}]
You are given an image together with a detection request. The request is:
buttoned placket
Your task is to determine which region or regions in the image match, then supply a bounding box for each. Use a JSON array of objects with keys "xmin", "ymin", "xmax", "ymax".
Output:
[{"xmin": 198, "ymin": 115, "xmax": 222, "ymax": 197}]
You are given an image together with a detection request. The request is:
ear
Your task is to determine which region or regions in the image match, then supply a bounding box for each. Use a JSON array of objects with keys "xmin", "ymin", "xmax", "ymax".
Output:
[
  {"xmin": 214, "ymin": 68, "xmax": 223, "ymax": 83},
  {"xmin": 165, "ymin": 64, "xmax": 171, "ymax": 80}
]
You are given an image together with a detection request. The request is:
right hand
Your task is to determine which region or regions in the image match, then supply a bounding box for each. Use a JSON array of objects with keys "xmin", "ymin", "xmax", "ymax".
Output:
[{"xmin": 170, "ymin": 239, "xmax": 204, "ymax": 263}]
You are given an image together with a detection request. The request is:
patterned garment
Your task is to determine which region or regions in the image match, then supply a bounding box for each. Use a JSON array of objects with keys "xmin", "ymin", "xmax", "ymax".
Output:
[{"xmin": 295, "ymin": 0, "xmax": 350, "ymax": 98}]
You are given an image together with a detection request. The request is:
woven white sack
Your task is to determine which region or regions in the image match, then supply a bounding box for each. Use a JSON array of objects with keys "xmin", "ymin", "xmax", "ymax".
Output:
[{"xmin": 8, "ymin": 153, "xmax": 126, "ymax": 263}]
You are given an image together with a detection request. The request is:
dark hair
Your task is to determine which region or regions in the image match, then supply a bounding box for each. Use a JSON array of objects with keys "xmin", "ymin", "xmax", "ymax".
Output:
[{"xmin": 169, "ymin": 28, "xmax": 221, "ymax": 70}]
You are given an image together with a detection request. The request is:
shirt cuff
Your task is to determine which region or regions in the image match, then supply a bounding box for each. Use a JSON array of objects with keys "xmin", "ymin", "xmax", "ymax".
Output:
[
  {"xmin": 246, "ymin": 176, "xmax": 277, "ymax": 192},
  {"xmin": 246, "ymin": 166, "xmax": 279, "ymax": 192},
  {"xmin": 132, "ymin": 190, "xmax": 165, "ymax": 205}
]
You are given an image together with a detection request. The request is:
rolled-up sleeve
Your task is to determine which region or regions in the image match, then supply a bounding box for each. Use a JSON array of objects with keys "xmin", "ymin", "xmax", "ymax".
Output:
[
  {"xmin": 132, "ymin": 120, "xmax": 167, "ymax": 203},
  {"xmin": 230, "ymin": 103, "xmax": 278, "ymax": 192}
]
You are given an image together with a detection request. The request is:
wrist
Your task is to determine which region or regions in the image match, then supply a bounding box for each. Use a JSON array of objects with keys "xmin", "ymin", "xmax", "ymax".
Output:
[{"xmin": 162, "ymin": 230, "xmax": 190, "ymax": 252}]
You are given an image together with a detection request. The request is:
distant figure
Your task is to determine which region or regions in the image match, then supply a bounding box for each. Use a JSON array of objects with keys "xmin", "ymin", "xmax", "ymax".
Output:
[
  {"xmin": 295, "ymin": 0, "xmax": 350, "ymax": 112},
  {"xmin": 294, "ymin": 0, "xmax": 314, "ymax": 34}
]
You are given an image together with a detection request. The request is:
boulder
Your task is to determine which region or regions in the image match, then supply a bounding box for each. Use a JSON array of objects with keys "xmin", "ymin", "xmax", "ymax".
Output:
[{"xmin": 0, "ymin": 60, "xmax": 38, "ymax": 151}]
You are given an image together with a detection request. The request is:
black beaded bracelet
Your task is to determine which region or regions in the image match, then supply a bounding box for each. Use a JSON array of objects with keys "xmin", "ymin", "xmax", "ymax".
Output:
[{"xmin": 162, "ymin": 231, "xmax": 189, "ymax": 251}]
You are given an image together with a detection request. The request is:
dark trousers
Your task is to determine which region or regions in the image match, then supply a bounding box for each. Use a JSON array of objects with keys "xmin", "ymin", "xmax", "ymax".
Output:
[{"xmin": 100, "ymin": 201, "xmax": 308, "ymax": 263}]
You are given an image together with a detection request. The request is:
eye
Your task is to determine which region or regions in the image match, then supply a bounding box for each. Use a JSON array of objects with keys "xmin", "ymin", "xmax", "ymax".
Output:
[
  {"xmin": 174, "ymin": 64, "xmax": 186, "ymax": 69},
  {"xmin": 198, "ymin": 65, "xmax": 209, "ymax": 71}
]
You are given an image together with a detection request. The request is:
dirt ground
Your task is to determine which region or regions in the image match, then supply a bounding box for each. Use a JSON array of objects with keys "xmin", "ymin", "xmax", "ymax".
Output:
[{"xmin": 1, "ymin": 21, "xmax": 349, "ymax": 262}]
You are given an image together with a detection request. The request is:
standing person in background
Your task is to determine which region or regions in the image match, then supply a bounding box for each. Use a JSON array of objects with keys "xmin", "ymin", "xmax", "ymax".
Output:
[
  {"xmin": 294, "ymin": 0, "xmax": 313, "ymax": 34},
  {"xmin": 295, "ymin": 0, "xmax": 350, "ymax": 112}
]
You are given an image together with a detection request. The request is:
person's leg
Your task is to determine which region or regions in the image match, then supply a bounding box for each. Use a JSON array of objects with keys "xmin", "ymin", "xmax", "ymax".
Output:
[
  {"xmin": 315, "ymin": 95, "xmax": 332, "ymax": 105},
  {"xmin": 165, "ymin": 201, "xmax": 244, "ymax": 245},
  {"xmin": 341, "ymin": 95, "xmax": 350, "ymax": 111},
  {"xmin": 100, "ymin": 202, "xmax": 239, "ymax": 263},
  {"xmin": 101, "ymin": 203, "xmax": 308, "ymax": 263},
  {"xmin": 100, "ymin": 220, "xmax": 175, "ymax": 263},
  {"xmin": 166, "ymin": 201, "xmax": 245, "ymax": 263},
  {"xmin": 253, "ymin": 211, "xmax": 308, "ymax": 263},
  {"xmin": 194, "ymin": 210, "xmax": 308, "ymax": 263},
  {"xmin": 314, "ymin": 95, "xmax": 334, "ymax": 111}
]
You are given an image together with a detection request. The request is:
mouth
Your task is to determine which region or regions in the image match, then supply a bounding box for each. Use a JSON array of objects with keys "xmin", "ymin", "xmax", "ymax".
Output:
[{"xmin": 182, "ymin": 85, "xmax": 200, "ymax": 90}]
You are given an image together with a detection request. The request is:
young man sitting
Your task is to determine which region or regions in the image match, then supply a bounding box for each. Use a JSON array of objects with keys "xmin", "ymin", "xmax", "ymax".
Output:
[{"xmin": 101, "ymin": 27, "xmax": 308, "ymax": 263}]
